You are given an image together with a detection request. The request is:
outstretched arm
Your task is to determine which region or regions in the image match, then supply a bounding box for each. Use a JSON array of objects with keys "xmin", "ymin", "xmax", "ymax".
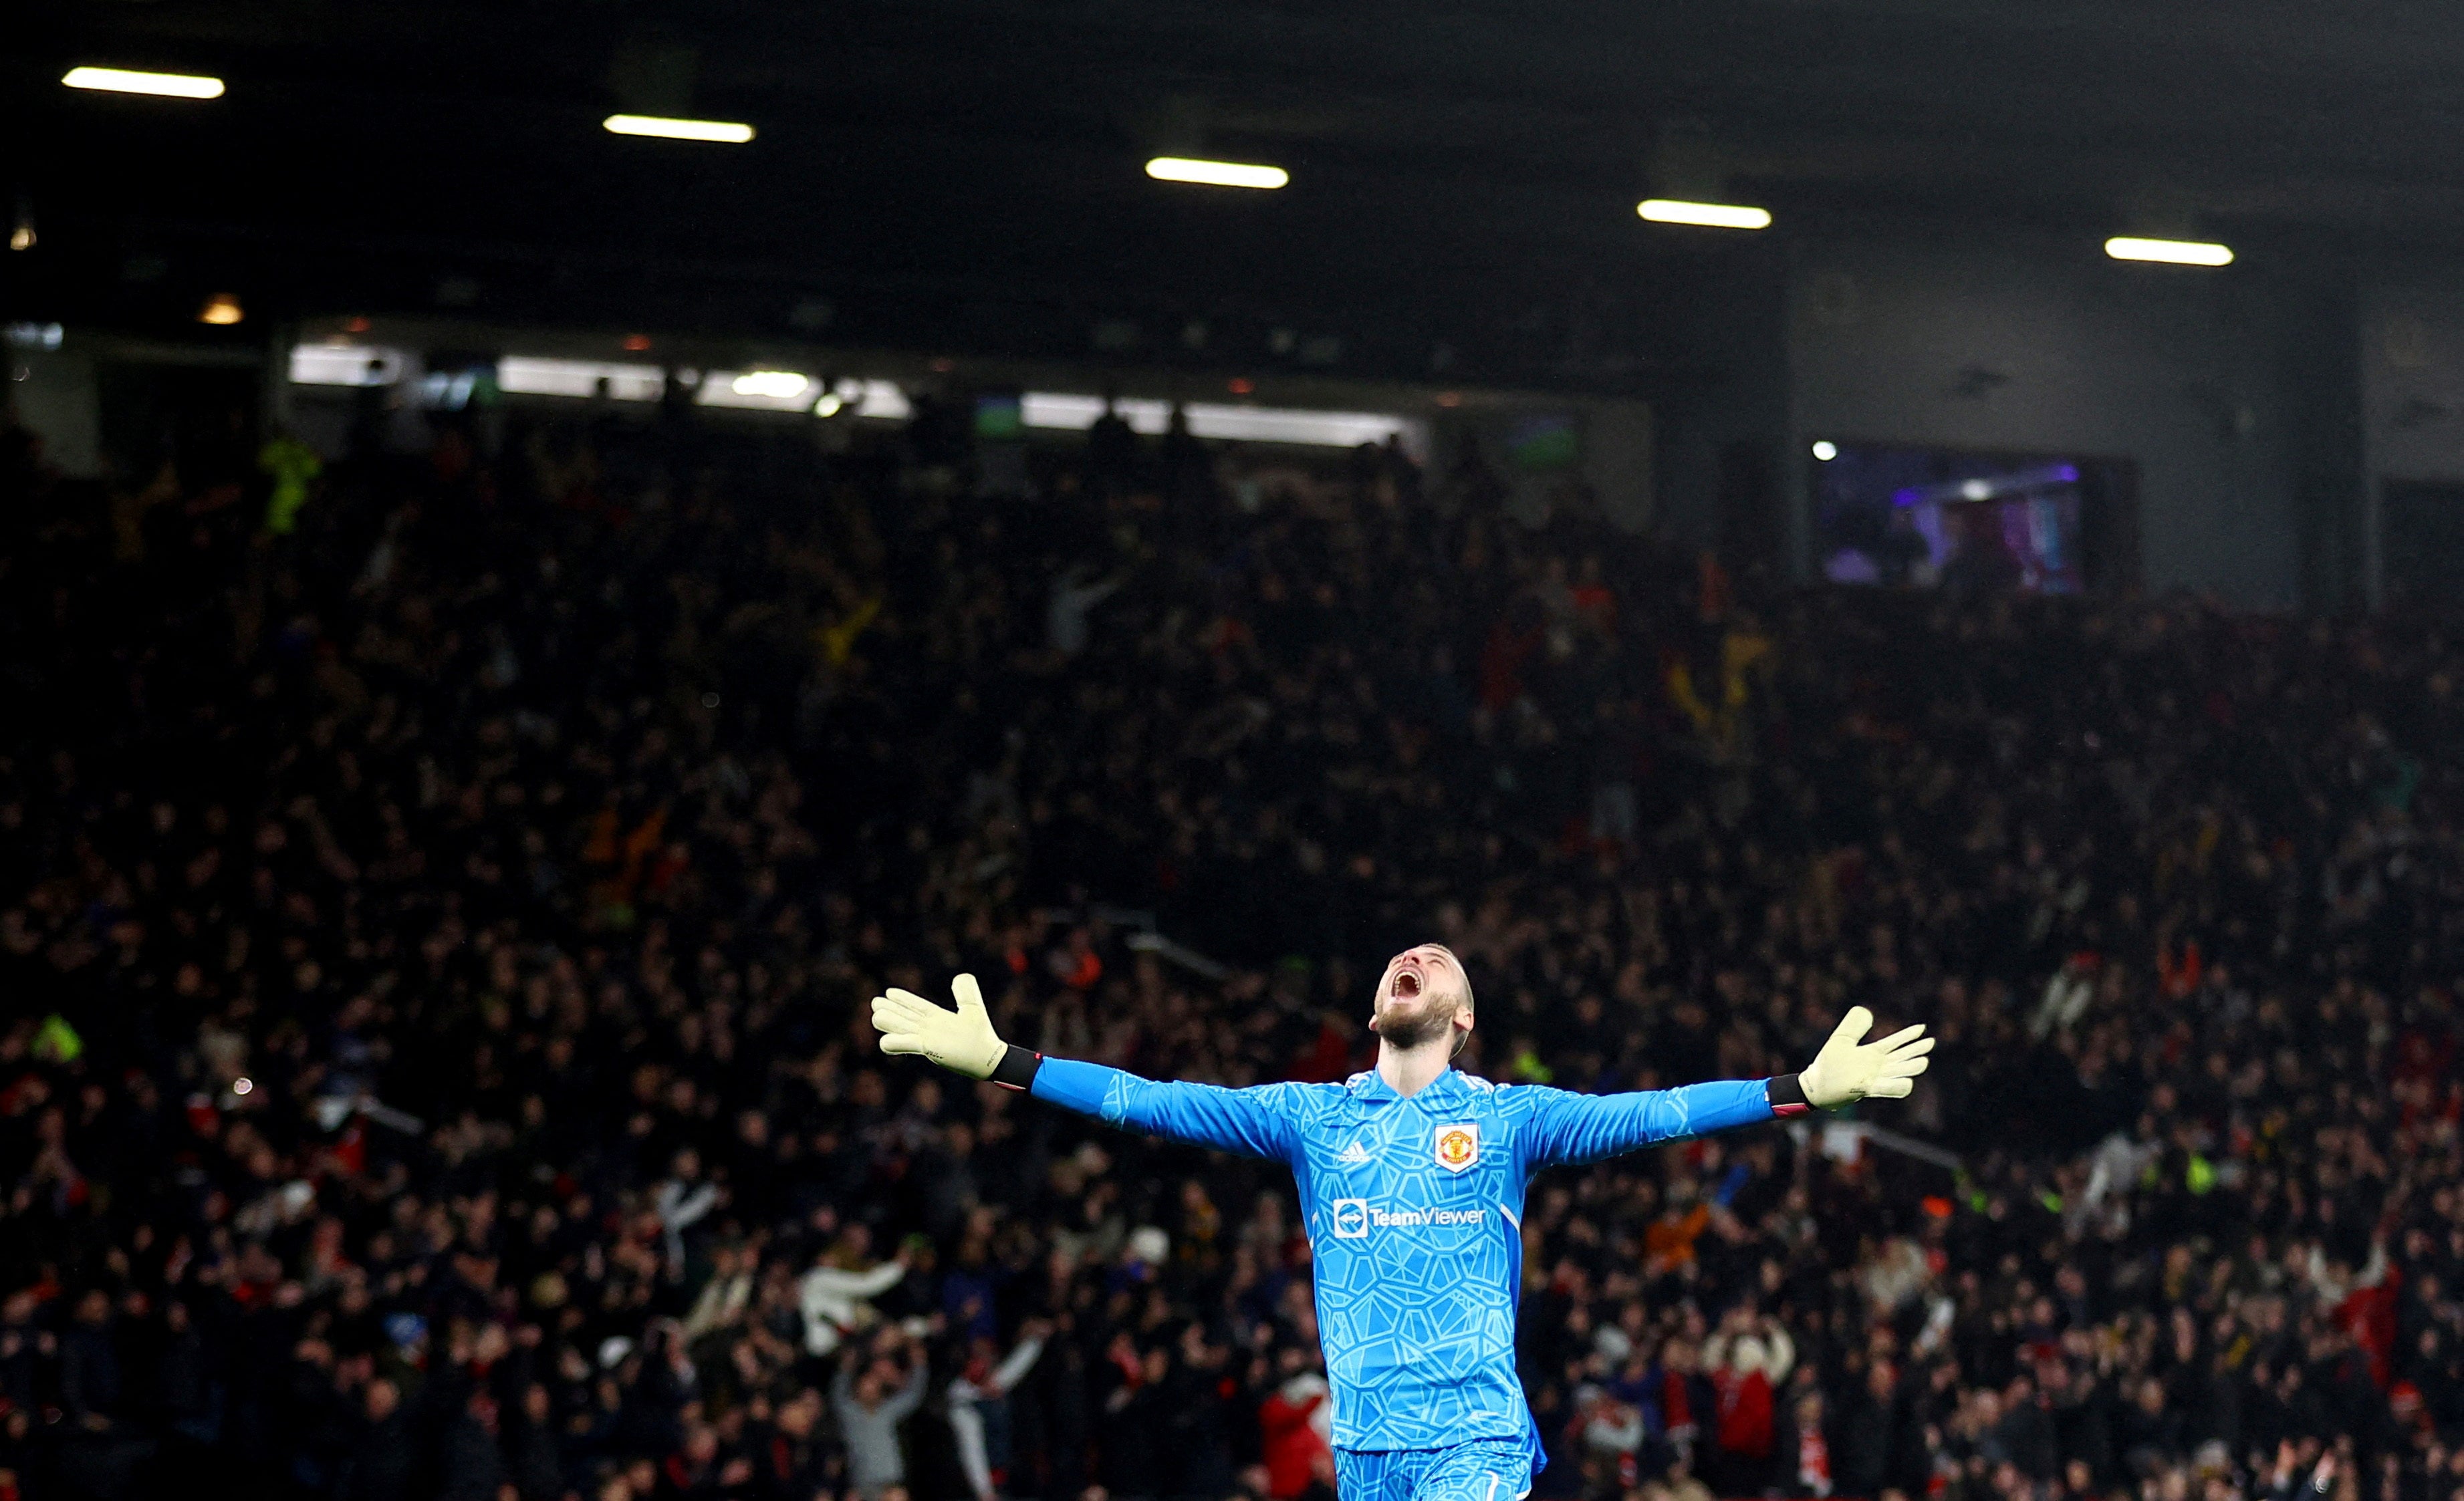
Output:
[
  {"xmin": 1028, "ymin": 1057, "xmax": 1299, "ymax": 1161},
  {"xmin": 1520, "ymin": 1006, "xmax": 1931, "ymax": 1171},
  {"xmin": 882, "ymin": 1357, "xmax": 929, "ymax": 1422},
  {"xmin": 987, "ymin": 1334, "xmax": 1046, "ymax": 1396},
  {"xmin": 871, "ymin": 974, "xmax": 1299, "ymax": 1162},
  {"xmin": 1519, "ymin": 1077, "xmax": 1785, "ymax": 1170}
]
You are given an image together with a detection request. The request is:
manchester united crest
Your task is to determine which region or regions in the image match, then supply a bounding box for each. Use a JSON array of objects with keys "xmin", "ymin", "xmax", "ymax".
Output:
[{"xmin": 1433, "ymin": 1123, "xmax": 1479, "ymax": 1173}]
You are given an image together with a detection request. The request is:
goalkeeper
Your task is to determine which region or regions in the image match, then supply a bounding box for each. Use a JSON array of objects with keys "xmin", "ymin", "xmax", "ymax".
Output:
[{"xmin": 872, "ymin": 944, "xmax": 1932, "ymax": 1501}]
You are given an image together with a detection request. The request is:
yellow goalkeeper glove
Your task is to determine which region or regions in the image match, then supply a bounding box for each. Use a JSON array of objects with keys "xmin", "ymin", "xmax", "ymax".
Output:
[
  {"xmin": 870, "ymin": 973, "xmax": 1009, "ymax": 1081},
  {"xmin": 1798, "ymin": 1006, "xmax": 1933, "ymax": 1109}
]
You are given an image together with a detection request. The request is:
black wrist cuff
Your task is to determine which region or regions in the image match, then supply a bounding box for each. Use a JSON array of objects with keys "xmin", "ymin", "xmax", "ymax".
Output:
[
  {"xmin": 991, "ymin": 1045, "xmax": 1043, "ymax": 1091},
  {"xmin": 1766, "ymin": 1073, "xmax": 1810, "ymax": 1117}
]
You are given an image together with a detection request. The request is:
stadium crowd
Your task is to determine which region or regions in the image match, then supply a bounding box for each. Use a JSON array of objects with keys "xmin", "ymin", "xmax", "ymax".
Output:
[{"xmin": 1, "ymin": 382, "xmax": 2461, "ymax": 1501}]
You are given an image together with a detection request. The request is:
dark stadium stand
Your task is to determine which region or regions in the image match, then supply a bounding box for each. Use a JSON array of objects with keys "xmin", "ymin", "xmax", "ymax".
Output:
[{"xmin": 0, "ymin": 386, "xmax": 2459, "ymax": 1501}]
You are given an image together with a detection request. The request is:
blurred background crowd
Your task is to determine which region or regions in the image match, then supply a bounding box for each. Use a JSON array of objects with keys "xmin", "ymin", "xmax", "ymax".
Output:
[{"xmin": 2, "ymin": 392, "xmax": 2461, "ymax": 1501}]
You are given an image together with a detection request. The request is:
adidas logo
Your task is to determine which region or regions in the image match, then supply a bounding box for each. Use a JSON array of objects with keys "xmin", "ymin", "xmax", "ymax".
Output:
[{"xmin": 1334, "ymin": 1141, "xmax": 1373, "ymax": 1166}]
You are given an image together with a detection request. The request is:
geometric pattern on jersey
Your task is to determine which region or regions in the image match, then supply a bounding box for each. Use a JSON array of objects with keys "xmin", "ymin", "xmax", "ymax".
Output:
[
  {"xmin": 1033, "ymin": 1057, "xmax": 1774, "ymax": 1468},
  {"xmin": 1335, "ymin": 1436, "xmax": 1539, "ymax": 1501}
]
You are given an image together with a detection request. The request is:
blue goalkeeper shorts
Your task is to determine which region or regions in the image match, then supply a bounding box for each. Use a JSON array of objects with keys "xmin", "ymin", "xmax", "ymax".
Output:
[{"xmin": 1335, "ymin": 1439, "xmax": 1537, "ymax": 1501}]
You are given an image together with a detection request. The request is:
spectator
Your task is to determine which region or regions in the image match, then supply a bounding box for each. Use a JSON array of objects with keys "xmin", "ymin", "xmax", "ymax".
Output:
[
  {"xmin": 801, "ymin": 1234, "xmax": 910, "ymax": 1358},
  {"xmin": 1, "ymin": 386, "xmax": 2463, "ymax": 1501},
  {"xmin": 834, "ymin": 1335, "xmax": 929, "ymax": 1500},
  {"xmin": 1259, "ymin": 1366, "xmax": 1335, "ymax": 1501},
  {"xmin": 949, "ymin": 1323, "xmax": 1048, "ymax": 1501}
]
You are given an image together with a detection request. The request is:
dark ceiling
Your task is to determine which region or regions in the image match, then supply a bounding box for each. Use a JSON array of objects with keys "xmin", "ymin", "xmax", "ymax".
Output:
[{"xmin": 17, "ymin": 0, "xmax": 2464, "ymax": 388}]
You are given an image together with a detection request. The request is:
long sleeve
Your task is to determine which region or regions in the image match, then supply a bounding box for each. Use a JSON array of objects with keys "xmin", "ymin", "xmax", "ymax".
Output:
[
  {"xmin": 1765, "ymin": 1327, "xmax": 1796, "ymax": 1382},
  {"xmin": 1517, "ymin": 1079, "xmax": 1775, "ymax": 1171},
  {"xmin": 2356, "ymin": 1238, "xmax": 2389, "ymax": 1290},
  {"xmin": 989, "ymin": 1335, "xmax": 1045, "ymax": 1395},
  {"xmin": 1701, "ymin": 1332, "xmax": 1732, "ymax": 1373},
  {"xmin": 882, "ymin": 1359, "xmax": 929, "ymax": 1423},
  {"xmin": 1029, "ymin": 1058, "xmax": 1301, "ymax": 1162},
  {"xmin": 1060, "ymin": 575, "xmax": 1125, "ymax": 613},
  {"xmin": 657, "ymin": 1180, "xmax": 722, "ymax": 1266},
  {"xmin": 660, "ymin": 1181, "xmax": 721, "ymax": 1232},
  {"xmin": 801, "ymin": 1261, "xmax": 906, "ymax": 1355},
  {"xmin": 806, "ymin": 1260, "xmax": 906, "ymax": 1304},
  {"xmin": 682, "ymin": 1271, "xmax": 749, "ymax": 1340},
  {"xmin": 951, "ymin": 1401, "xmax": 995, "ymax": 1501}
]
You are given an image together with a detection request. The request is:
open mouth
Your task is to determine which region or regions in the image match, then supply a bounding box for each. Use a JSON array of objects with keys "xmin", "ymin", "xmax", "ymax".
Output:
[{"xmin": 1391, "ymin": 969, "xmax": 1423, "ymax": 998}]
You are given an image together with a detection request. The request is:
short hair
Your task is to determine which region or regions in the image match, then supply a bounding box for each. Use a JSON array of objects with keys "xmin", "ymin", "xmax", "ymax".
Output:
[{"xmin": 1431, "ymin": 944, "xmax": 1474, "ymax": 1056}]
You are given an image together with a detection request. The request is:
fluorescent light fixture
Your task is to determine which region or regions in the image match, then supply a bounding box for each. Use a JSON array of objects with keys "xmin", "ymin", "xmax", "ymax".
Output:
[
  {"xmin": 812, "ymin": 378, "xmax": 900, "ymax": 418},
  {"xmin": 1020, "ymin": 394, "xmax": 1128, "ymax": 430},
  {"xmin": 1810, "ymin": 440, "xmax": 1838, "ymax": 462},
  {"xmin": 729, "ymin": 370, "xmax": 809, "ymax": 400},
  {"xmin": 852, "ymin": 380, "xmax": 910, "ymax": 420},
  {"xmin": 289, "ymin": 344, "xmax": 409, "ymax": 386},
  {"xmin": 499, "ymin": 357, "xmax": 664, "ymax": 400},
  {"xmin": 603, "ymin": 114, "xmax": 755, "ymax": 144},
  {"xmin": 701, "ymin": 370, "xmax": 803, "ymax": 410},
  {"xmin": 410, "ymin": 358, "xmax": 902, "ymax": 415},
  {"xmin": 199, "ymin": 293, "xmax": 244, "ymax": 325},
  {"xmin": 1638, "ymin": 199, "xmax": 1771, "ymax": 230},
  {"xmin": 1021, "ymin": 392, "xmax": 1419, "ymax": 452},
  {"xmin": 2104, "ymin": 235, "xmax": 2233, "ymax": 267},
  {"xmin": 1145, "ymin": 157, "xmax": 1289, "ymax": 190},
  {"xmin": 1181, "ymin": 402, "xmax": 1414, "ymax": 448},
  {"xmin": 697, "ymin": 374, "xmax": 908, "ymax": 416},
  {"xmin": 64, "ymin": 65, "xmax": 226, "ymax": 99}
]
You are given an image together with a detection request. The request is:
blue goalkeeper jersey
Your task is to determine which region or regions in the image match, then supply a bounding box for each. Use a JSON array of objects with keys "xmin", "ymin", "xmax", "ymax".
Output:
[{"xmin": 1029, "ymin": 1059, "xmax": 1776, "ymax": 1459}]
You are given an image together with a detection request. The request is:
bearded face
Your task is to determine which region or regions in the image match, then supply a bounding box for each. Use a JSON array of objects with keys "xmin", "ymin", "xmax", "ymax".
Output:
[{"xmin": 1370, "ymin": 944, "xmax": 1472, "ymax": 1052}]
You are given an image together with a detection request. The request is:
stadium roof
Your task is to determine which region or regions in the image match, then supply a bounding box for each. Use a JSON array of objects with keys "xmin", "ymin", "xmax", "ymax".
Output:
[{"xmin": 20, "ymin": 0, "xmax": 2464, "ymax": 384}]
